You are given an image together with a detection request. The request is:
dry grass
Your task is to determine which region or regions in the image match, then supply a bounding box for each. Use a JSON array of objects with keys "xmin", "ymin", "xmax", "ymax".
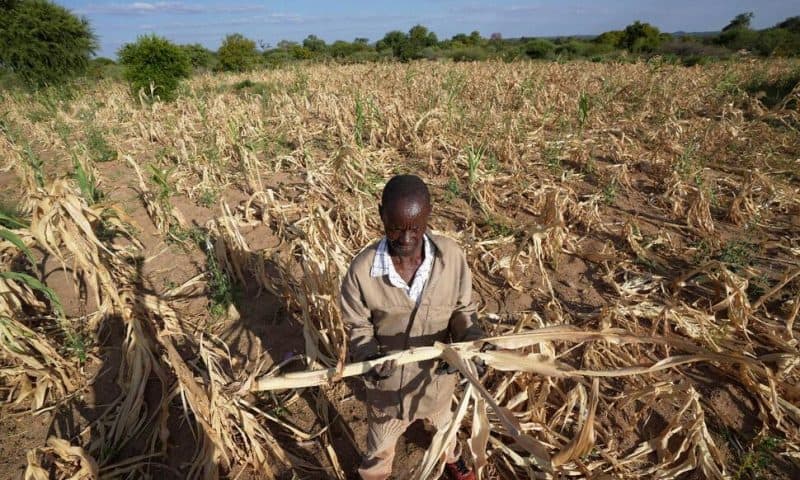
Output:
[{"xmin": 1, "ymin": 58, "xmax": 799, "ymax": 479}]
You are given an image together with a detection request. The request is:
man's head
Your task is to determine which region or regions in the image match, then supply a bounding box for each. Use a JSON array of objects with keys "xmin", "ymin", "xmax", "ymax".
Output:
[{"xmin": 379, "ymin": 175, "xmax": 431, "ymax": 258}]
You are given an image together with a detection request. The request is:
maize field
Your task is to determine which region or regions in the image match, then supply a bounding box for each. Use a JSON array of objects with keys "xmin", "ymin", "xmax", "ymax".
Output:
[{"xmin": 1, "ymin": 58, "xmax": 799, "ymax": 479}]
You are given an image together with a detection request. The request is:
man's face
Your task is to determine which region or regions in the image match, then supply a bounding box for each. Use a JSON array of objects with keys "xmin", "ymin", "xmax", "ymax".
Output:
[{"xmin": 380, "ymin": 196, "xmax": 431, "ymax": 258}]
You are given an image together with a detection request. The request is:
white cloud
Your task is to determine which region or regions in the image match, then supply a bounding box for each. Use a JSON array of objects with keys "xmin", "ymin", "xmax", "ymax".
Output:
[{"xmin": 79, "ymin": 2, "xmax": 267, "ymax": 16}]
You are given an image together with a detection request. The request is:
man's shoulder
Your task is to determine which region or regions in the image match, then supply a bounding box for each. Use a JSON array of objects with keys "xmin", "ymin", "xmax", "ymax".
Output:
[
  {"xmin": 429, "ymin": 233, "xmax": 466, "ymax": 259},
  {"xmin": 347, "ymin": 239, "xmax": 381, "ymax": 276}
]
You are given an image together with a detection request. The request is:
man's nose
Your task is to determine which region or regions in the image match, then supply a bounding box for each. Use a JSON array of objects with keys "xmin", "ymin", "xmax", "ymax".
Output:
[{"xmin": 401, "ymin": 230, "xmax": 413, "ymax": 243}]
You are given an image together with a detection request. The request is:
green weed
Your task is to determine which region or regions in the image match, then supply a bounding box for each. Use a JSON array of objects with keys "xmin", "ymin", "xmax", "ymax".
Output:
[
  {"xmin": 24, "ymin": 145, "xmax": 45, "ymax": 188},
  {"xmin": 86, "ymin": 128, "xmax": 117, "ymax": 163},
  {"xmin": 690, "ymin": 238, "xmax": 714, "ymax": 265},
  {"xmin": 0, "ymin": 202, "xmax": 28, "ymax": 229},
  {"xmin": 148, "ymin": 164, "xmax": 176, "ymax": 200},
  {"xmin": 72, "ymin": 155, "xmax": 104, "ymax": 205},
  {"xmin": 578, "ymin": 91, "xmax": 591, "ymax": 128},
  {"xmin": 718, "ymin": 240, "xmax": 756, "ymax": 271},
  {"xmin": 444, "ymin": 177, "xmax": 461, "ymax": 202},
  {"xmin": 202, "ymin": 234, "xmax": 237, "ymax": 319},
  {"xmin": 735, "ymin": 436, "xmax": 782, "ymax": 479},
  {"xmin": 443, "ymin": 70, "xmax": 467, "ymax": 107},
  {"xmin": 198, "ymin": 189, "xmax": 218, "ymax": 208},
  {"xmin": 602, "ymin": 179, "xmax": 618, "ymax": 205},
  {"xmin": 465, "ymin": 145, "xmax": 486, "ymax": 186},
  {"xmin": 484, "ymin": 215, "xmax": 515, "ymax": 238},
  {"xmin": 544, "ymin": 144, "xmax": 563, "ymax": 175}
]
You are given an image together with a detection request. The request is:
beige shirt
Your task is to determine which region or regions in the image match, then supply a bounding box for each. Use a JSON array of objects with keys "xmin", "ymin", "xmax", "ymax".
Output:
[{"xmin": 340, "ymin": 234, "xmax": 484, "ymax": 421}]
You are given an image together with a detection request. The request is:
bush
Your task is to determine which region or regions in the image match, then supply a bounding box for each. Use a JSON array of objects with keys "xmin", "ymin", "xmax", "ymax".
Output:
[
  {"xmin": 181, "ymin": 43, "xmax": 215, "ymax": 70},
  {"xmin": 347, "ymin": 50, "xmax": 380, "ymax": 64},
  {"xmin": 657, "ymin": 40, "xmax": 731, "ymax": 65},
  {"xmin": 524, "ymin": 39, "xmax": 555, "ymax": 59},
  {"xmin": 449, "ymin": 47, "xmax": 488, "ymax": 62},
  {"xmin": 263, "ymin": 49, "xmax": 292, "ymax": 69},
  {"xmin": 87, "ymin": 57, "xmax": 122, "ymax": 80},
  {"xmin": 217, "ymin": 34, "xmax": 259, "ymax": 72},
  {"xmin": 621, "ymin": 21, "xmax": 662, "ymax": 52},
  {"xmin": 594, "ymin": 30, "xmax": 624, "ymax": 47},
  {"xmin": 118, "ymin": 35, "xmax": 191, "ymax": 101},
  {"xmin": 554, "ymin": 40, "xmax": 588, "ymax": 58},
  {"xmin": 754, "ymin": 28, "xmax": 800, "ymax": 57},
  {"xmin": 0, "ymin": 0, "xmax": 98, "ymax": 88},
  {"xmin": 745, "ymin": 70, "xmax": 800, "ymax": 108}
]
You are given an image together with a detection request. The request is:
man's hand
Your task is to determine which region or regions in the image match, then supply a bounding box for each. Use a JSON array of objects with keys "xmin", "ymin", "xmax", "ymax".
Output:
[
  {"xmin": 437, "ymin": 342, "xmax": 496, "ymax": 377},
  {"xmin": 365, "ymin": 358, "xmax": 397, "ymax": 384}
]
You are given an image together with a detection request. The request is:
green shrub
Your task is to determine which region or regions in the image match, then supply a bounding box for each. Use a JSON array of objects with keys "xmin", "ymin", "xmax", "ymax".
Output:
[
  {"xmin": 87, "ymin": 57, "xmax": 122, "ymax": 80},
  {"xmin": 0, "ymin": 0, "xmax": 98, "ymax": 88},
  {"xmin": 180, "ymin": 43, "xmax": 215, "ymax": 70},
  {"xmin": 449, "ymin": 47, "xmax": 488, "ymax": 62},
  {"xmin": 745, "ymin": 69, "xmax": 800, "ymax": 108},
  {"xmin": 621, "ymin": 21, "xmax": 663, "ymax": 52},
  {"xmin": 118, "ymin": 35, "xmax": 191, "ymax": 101},
  {"xmin": 525, "ymin": 39, "xmax": 555, "ymax": 59},
  {"xmin": 348, "ymin": 50, "xmax": 380, "ymax": 63},
  {"xmin": 217, "ymin": 34, "xmax": 259, "ymax": 72},
  {"xmin": 289, "ymin": 45, "xmax": 314, "ymax": 60},
  {"xmin": 263, "ymin": 49, "xmax": 292, "ymax": 68}
]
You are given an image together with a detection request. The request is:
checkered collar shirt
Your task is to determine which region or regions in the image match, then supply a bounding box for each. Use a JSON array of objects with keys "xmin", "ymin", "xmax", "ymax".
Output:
[{"xmin": 370, "ymin": 234, "xmax": 435, "ymax": 304}]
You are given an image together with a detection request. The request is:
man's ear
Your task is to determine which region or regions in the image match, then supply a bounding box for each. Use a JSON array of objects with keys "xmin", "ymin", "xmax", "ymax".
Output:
[{"xmin": 378, "ymin": 203, "xmax": 384, "ymax": 218}]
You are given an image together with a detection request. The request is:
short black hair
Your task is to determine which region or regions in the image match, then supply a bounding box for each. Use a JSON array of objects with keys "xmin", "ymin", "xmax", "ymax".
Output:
[{"xmin": 381, "ymin": 174, "xmax": 430, "ymax": 208}]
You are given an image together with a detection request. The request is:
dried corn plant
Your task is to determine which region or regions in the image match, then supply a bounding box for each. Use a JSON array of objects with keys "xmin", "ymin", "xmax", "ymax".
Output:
[{"xmin": 1, "ymin": 58, "xmax": 799, "ymax": 479}]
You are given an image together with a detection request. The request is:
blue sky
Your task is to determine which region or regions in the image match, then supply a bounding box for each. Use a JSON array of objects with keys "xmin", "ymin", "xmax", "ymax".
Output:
[{"xmin": 60, "ymin": 1, "xmax": 799, "ymax": 58}]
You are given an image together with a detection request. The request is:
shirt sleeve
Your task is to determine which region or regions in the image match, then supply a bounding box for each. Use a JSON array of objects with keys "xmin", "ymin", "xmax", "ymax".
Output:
[
  {"xmin": 449, "ymin": 248, "xmax": 485, "ymax": 342},
  {"xmin": 340, "ymin": 263, "xmax": 379, "ymax": 362}
]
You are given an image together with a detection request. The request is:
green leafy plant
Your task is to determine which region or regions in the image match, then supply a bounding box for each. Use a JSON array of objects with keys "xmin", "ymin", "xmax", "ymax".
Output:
[
  {"xmin": 718, "ymin": 240, "xmax": 756, "ymax": 271},
  {"xmin": 86, "ymin": 128, "xmax": 117, "ymax": 163},
  {"xmin": 444, "ymin": 177, "xmax": 461, "ymax": 202},
  {"xmin": 602, "ymin": 179, "xmax": 618, "ymax": 205},
  {"xmin": 148, "ymin": 164, "xmax": 176, "ymax": 200},
  {"xmin": 72, "ymin": 155, "xmax": 103, "ymax": 205},
  {"xmin": 198, "ymin": 189, "xmax": 218, "ymax": 208},
  {"xmin": 0, "ymin": 201, "xmax": 28, "ymax": 229},
  {"xmin": 0, "ymin": 0, "xmax": 98, "ymax": 88},
  {"xmin": 465, "ymin": 145, "xmax": 486, "ymax": 186},
  {"xmin": 578, "ymin": 91, "xmax": 591, "ymax": 128},
  {"xmin": 24, "ymin": 144, "xmax": 45, "ymax": 188},
  {"xmin": 216, "ymin": 33, "xmax": 260, "ymax": 72},
  {"xmin": 118, "ymin": 34, "xmax": 191, "ymax": 102},
  {"xmin": 735, "ymin": 436, "xmax": 782, "ymax": 479}
]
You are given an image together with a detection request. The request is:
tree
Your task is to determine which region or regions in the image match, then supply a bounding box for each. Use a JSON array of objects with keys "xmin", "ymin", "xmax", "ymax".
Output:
[
  {"xmin": 723, "ymin": 12, "xmax": 754, "ymax": 32},
  {"xmin": 302, "ymin": 34, "xmax": 327, "ymax": 55},
  {"xmin": 620, "ymin": 21, "xmax": 662, "ymax": 52},
  {"xmin": 402, "ymin": 25, "xmax": 438, "ymax": 60},
  {"xmin": 276, "ymin": 40, "xmax": 298, "ymax": 50},
  {"xmin": 376, "ymin": 30, "xmax": 407, "ymax": 57},
  {"xmin": 469, "ymin": 30, "xmax": 483, "ymax": 46},
  {"xmin": 0, "ymin": 0, "xmax": 97, "ymax": 87},
  {"xmin": 525, "ymin": 39, "xmax": 555, "ymax": 59},
  {"xmin": 217, "ymin": 34, "xmax": 259, "ymax": 72},
  {"xmin": 594, "ymin": 30, "xmax": 624, "ymax": 47},
  {"xmin": 118, "ymin": 35, "xmax": 190, "ymax": 101},
  {"xmin": 180, "ymin": 43, "xmax": 214, "ymax": 70},
  {"xmin": 775, "ymin": 16, "xmax": 800, "ymax": 33}
]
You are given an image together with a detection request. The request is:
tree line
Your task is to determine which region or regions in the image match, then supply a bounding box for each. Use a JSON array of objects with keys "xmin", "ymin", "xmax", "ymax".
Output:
[{"xmin": 1, "ymin": 0, "xmax": 798, "ymax": 98}]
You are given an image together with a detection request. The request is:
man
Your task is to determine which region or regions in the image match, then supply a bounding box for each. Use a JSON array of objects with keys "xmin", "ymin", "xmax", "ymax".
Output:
[{"xmin": 340, "ymin": 174, "xmax": 483, "ymax": 480}]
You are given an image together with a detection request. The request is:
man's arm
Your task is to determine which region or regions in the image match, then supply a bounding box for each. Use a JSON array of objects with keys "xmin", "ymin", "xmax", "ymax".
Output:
[
  {"xmin": 340, "ymin": 265, "xmax": 379, "ymax": 362},
  {"xmin": 448, "ymin": 248, "xmax": 485, "ymax": 342}
]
